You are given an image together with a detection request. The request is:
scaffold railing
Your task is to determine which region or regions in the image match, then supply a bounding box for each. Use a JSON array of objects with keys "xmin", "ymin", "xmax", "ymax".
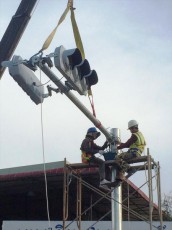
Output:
[{"xmin": 62, "ymin": 148, "xmax": 163, "ymax": 230}]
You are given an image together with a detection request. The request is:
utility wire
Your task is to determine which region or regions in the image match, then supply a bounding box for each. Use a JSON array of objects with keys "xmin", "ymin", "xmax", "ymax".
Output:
[{"xmin": 37, "ymin": 79, "xmax": 51, "ymax": 87}]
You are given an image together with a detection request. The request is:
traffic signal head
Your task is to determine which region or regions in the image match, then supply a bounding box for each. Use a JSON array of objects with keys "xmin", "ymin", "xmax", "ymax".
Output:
[
  {"xmin": 63, "ymin": 47, "xmax": 82, "ymax": 70},
  {"xmin": 85, "ymin": 69, "xmax": 98, "ymax": 89},
  {"xmin": 6, "ymin": 55, "xmax": 44, "ymax": 105},
  {"xmin": 54, "ymin": 45, "xmax": 98, "ymax": 95}
]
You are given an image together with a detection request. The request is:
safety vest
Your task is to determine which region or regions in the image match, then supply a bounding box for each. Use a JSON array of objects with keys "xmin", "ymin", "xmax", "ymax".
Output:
[
  {"xmin": 81, "ymin": 151, "xmax": 92, "ymax": 164},
  {"xmin": 129, "ymin": 131, "xmax": 146, "ymax": 155}
]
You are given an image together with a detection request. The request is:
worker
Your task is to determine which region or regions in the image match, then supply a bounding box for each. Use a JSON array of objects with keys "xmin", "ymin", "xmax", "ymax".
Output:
[
  {"xmin": 116, "ymin": 120, "xmax": 146, "ymax": 180},
  {"xmin": 80, "ymin": 127, "xmax": 110, "ymax": 188}
]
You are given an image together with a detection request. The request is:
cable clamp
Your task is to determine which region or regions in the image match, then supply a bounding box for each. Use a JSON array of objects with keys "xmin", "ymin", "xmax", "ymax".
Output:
[{"xmin": 47, "ymin": 85, "xmax": 61, "ymax": 96}]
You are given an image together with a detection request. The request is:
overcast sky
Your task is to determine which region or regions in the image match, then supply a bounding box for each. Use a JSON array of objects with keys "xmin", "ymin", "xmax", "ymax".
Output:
[{"xmin": 0, "ymin": 0, "xmax": 172, "ymax": 199}]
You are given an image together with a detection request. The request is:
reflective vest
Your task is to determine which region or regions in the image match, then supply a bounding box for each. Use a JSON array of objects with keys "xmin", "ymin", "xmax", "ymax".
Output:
[
  {"xmin": 81, "ymin": 137, "xmax": 94, "ymax": 163},
  {"xmin": 129, "ymin": 131, "xmax": 146, "ymax": 155},
  {"xmin": 81, "ymin": 151, "xmax": 92, "ymax": 163}
]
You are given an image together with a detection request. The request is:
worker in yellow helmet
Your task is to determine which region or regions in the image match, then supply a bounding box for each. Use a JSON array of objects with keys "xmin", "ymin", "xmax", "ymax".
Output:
[
  {"xmin": 80, "ymin": 127, "xmax": 110, "ymax": 188},
  {"xmin": 116, "ymin": 120, "xmax": 146, "ymax": 180}
]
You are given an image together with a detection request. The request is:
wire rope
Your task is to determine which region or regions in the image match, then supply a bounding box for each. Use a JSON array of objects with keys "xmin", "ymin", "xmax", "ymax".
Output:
[
  {"xmin": 36, "ymin": 79, "xmax": 51, "ymax": 87},
  {"xmin": 39, "ymin": 69, "xmax": 51, "ymax": 228}
]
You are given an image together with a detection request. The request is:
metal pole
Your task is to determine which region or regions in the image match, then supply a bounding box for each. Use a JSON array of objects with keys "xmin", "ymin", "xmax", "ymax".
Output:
[
  {"xmin": 63, "ymin": 158, "xmax": 69, "ymax": 230},
  {"xmin": 38, "ymin": 63, "xmax": 113, "ymax": 142},
  {"xmin": 63, "ymin": 159, "xmax": 66, "ymax": 230},
  {"xmin": 157, "ymin": 162, "xmax": 163, "ymax": 230},
  {"xmin": 90, "ymin": 194, "xmax": 93, "ymax": 221},
  {"xmin": 111, "ymin": 128, "xmax": 122, "ymax": 230},
  {"xmin": 147, "ymin": 148, "xmax": 153, "ymax": 230},
  {"xmin": 76, "ymin": 176, "xmax": 82, "ymax": 230},
  {"xmin": 79, "ymin": 177, "xmax": 82, "ymax": 229}
]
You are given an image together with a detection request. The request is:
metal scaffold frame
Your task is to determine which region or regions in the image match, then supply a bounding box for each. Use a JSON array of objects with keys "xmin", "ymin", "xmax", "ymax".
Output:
[{"xmin": 62, "ymin": 149, "xmax": 163, "ymax": 230}]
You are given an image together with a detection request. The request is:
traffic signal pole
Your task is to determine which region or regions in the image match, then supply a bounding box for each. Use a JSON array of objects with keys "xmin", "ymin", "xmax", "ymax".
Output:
[
  {"xmin": 38, "ymin": 62, "xmax": 114, "ymax": 143},
  {"xmin": 111, "ymin": 128, "xmax": 122, "ymax": 230}
]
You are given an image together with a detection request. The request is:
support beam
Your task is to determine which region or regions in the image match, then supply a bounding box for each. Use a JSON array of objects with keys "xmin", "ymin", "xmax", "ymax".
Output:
[
  {"xmin": 148, "ymin": 149, "xmax": 153, "ymax": 230},
  {"xmin": 157, "ymin": 162, "xmax": 163, "ymax": 230},
  {"xmin": 130, "ymin": 165, "xmax": 154, "ymax": 171},
  {"xmin": 68, "ymin": 156, "xmax": 150, "ymax": 169}
]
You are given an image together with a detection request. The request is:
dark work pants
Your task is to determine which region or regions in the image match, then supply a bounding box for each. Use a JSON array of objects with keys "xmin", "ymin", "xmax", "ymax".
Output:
[{"xmin": 90, "ymin": 156, "xmax": 111, "ymax": 181}]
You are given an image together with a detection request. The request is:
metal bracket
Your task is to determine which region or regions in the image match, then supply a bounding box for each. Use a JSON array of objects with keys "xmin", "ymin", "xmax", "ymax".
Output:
[
  {"xmin": 1, "ymin": 59, "xmax": 23, "ymax": 68},
  {"xmin": 47, "ymin": 85, "xmax": 61, "ymax": 96}
]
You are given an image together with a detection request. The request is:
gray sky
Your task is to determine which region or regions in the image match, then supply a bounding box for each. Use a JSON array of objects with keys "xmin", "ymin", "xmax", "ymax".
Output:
[{"xmin": 0, "ymin": 0, "xmax": 172, "ymax": 198}]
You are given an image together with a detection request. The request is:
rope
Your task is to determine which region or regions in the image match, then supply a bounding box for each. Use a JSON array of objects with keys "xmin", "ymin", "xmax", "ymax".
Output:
[
  {"xmin": 39, "ymin": 69, "xmax": 51, "ymax": 228},
  {"xmin": 70, "ymin": 4, "xmax": 85, "ymax": 59},
  {"xmin": 39, "ymin": 80, "xmax": 51, "ymax": 87},
  {"xmin": 88, "ymin": 88, "xmax": 96, "ymax": 117},
  {"xmin": 40, "ymin": 0, "xmax": 72, "ymax": 52},
  {"xmin": 39, "ymin": 0, "xmax": 85, "ymax": 61},
  {"xmin": 36, "ymin": 79, "xmax": 51, "ymax": 87}
]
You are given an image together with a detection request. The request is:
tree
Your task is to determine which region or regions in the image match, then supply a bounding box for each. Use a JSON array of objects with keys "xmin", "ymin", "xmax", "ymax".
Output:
[{"xmin": 162, "ymin": 191, "xmax": 172, "ymax": 221}]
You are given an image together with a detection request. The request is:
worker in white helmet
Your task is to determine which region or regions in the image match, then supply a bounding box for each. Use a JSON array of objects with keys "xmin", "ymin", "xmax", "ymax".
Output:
[{"xmin": 115, "ymin": 120, "xmax": 146, "ymax": 180}]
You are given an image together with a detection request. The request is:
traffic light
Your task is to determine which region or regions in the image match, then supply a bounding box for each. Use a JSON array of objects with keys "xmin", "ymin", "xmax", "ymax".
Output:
[
  {"xmin": 3, "ymin": 55, "xmax": 45, "ymax": 105},
  {"xmin": 54, "ymin": 45, "xmax": 98, "ymax": 95}
]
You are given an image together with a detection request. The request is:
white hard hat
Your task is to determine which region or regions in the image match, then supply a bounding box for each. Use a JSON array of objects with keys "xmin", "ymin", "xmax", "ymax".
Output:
[{"xmin": 128, "ymin": 120, "xmax": 139, "ymax": 129}]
